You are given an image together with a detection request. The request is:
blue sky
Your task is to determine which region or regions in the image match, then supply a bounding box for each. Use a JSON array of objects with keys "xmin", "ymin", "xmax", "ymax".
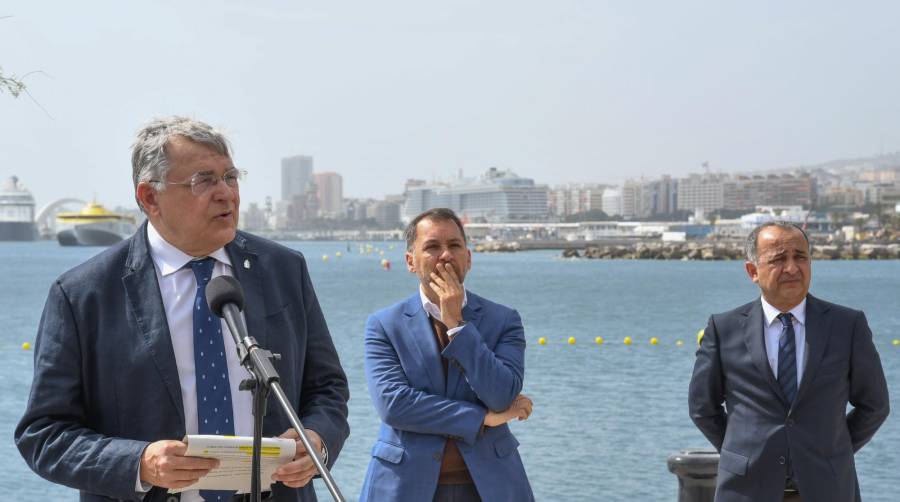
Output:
[{"xmin": 2, "ymin": 1, "xmax": 899, "ymax": 209}]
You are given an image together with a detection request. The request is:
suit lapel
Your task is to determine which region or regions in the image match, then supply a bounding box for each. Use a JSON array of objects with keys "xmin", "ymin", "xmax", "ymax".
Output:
[
  {"xmin": 794, "ymin": 295, "xmax": 831, "ymax": 406},
  {"xmin": 403, "ymin": 295, "xmax": 446, "ymax": 395},
  {"xmin": 122, "ymin": 223, "xmax": 185, "ymax": 426},
  {"xmin": 225, "ymin": 234, "xmax": 265, "ymax": 349},
  {"xmin": 447, "ymin": 292, "xmax": 484, "ymax": 399},
  {"xmin": 743, "ymin": 300, "xmax": 790, "ymax": 407}
]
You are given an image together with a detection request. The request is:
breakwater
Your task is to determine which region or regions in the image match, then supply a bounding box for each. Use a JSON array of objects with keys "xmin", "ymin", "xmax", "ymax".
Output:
[{"xmin": 474, "ymin": 240, "xmax": 900, "ymax": 260}]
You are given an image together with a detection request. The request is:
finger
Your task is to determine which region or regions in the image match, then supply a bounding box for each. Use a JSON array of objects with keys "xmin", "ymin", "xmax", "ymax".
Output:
[
  {"xmin": 167, "ymin": 467, "xmax": 214, "ymax": 483},
  {"xmin": 430, "ymin": 272, "xmax": 448, "ymax": 288},
  {"xmin": 174, "ymin": 455, "xmax": 219, "ymax": 470},
  {"xmin": 444, "ymin": 263, "xmax": 461, "ymax": 284},
  {"xmin": 281, "ymin": 472, "xmax": 316, "ymax": 488},
  {"xmin": 162, "ymin": 441, "xmax": 189, "ymax": 456},
  {"xmin": 428, "ymin": 281, "xmax": 445, "ymax": 297},
  {"xmin": 280, "ymin": 428, "xmax": 299, "ymax": 440},
  {"xmin": 275, "ymin": 456, "xmax": 315, "ymax": 477}
]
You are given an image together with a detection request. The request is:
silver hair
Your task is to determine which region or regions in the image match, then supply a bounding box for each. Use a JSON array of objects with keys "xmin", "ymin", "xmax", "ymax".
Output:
[
  {"xmin": 131, "ymin": 116, "xmax": 231, "ymax": 211},
  {"xmin": 745, "ymin": 220, "xmax": 810, "ymax": 264}
]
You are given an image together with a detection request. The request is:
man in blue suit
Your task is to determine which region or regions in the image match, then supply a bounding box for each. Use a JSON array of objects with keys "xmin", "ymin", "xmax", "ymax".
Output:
[
  {"xmin": 16, "ymin": 117, "xmax": 350, "ymax": 502},
  {"xmin": 689, "ymin": 221, "xmax": 889, "ymax": 501},
  {"xmin": 360, "ymin": 208, "xmax": 534, "ymax": 502}
]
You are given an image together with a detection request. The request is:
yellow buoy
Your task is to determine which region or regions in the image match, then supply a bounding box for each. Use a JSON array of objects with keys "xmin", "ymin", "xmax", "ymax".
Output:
[
  {"xmin": 623, "ymin": 336, "xmax": 633, "ymax": 345},
  {"xmin": 567, "ymin": 336, "xmax": 576, "ymax": 345},
  {"xmin": 676, "ymin": 340, "xmax": 685, "ymax": 347},
  {"xmin": 22, "ymin": 342, "xmax": 31, "ymax": 350},
  {"xmin": 322, "ymin": 254, "xmax": 329, "ymax": 262},
  {"xmin": 595, "ymin": 336, "xmax": 604, "ymax": 345},
  {"xmin": 335, "ymin": 251, "xmax": 342, "ymax": 258},
  {"xmin": 538, "ymin": 337, "xmax": 547, "ymax": 346},
  {"xmin": 650, "ymin": 337, "xmax": 659, "ymax": 345},
  {"xmin": 697, "ymin": 329, "xmax": 705, "ymax": 345},
  {"xmin": 893, "ymin": 339, "xmax": 900, "ymax": 346}
]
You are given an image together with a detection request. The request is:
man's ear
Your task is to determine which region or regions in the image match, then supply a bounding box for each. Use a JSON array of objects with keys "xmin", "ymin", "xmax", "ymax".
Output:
[
  {"xmin": 405, "ymin": 251, "xmax": 415, "ymax": 273},
  {"xmin": 136, "ymin": 182, "xmax": 160, "ymax": 217},
  {"xmin": 745, "ymin": 261, "xmax": 759, "ymax": 284}
]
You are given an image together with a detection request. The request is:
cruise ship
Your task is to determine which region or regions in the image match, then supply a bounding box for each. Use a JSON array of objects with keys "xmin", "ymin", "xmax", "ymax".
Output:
[
  {"xmin": 56, "ymin": 202, "xmax": 137, "ymax": 246},
  {"xmin": 0, "ymin": 176, "xmax": 38, "ymax": 241}
]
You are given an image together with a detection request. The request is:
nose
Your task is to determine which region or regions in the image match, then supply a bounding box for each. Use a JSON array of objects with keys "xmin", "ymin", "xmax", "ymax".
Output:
[
  {"xmin": 211, "ymin": 177, "xmax": 236, "ymax": 201},
  {"xmin": 783, "ymin": 258, "xmax": 799, "ymax": 275},
  {"xmin": 438, "ymin": 247, "xmax": 453, "ymax": 260}
]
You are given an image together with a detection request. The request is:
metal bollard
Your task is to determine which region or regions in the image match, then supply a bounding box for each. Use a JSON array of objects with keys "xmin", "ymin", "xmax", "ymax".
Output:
[{"xmin": 667, "ymin": 449, "xmax": 719, "ymax": 502}]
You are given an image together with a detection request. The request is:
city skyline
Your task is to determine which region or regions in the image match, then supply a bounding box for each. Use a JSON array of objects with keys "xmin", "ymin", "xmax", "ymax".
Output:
[{"xmin": 3, "ymin": 2, "xmax": 900, "ymax": 209}]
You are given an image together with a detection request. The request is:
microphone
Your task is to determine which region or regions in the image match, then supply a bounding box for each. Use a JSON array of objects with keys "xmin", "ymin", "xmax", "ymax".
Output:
[{"xmin": 206, "ymin": 275, "xmax": 251, "ymax": 352}]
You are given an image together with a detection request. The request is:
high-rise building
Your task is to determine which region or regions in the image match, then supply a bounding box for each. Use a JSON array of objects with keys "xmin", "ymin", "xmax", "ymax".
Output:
[
  {"xmin": 403, "ymin": 167, "xmax": 549, "ymax": 223},
  {"xmin": 281, "ymin": 155, "xmax": 313, "ymax": 202},
  {"xmin": 601, "ymin": 188, "xmax": 622, "ymax": 216},
  {"xmin": 549, "ymin": 184, "xmax": 609, "ymax": 216},
  {"xmin": 723, "ymin": 174, "xmax": 816, "ymax": 210},
  {"xmin": 313, "ymin": 172, "xmax": 343, "ymax": 218},
  {"xmin": 677, "ymin": 173, "xmax": 726, "ymax": 212}
]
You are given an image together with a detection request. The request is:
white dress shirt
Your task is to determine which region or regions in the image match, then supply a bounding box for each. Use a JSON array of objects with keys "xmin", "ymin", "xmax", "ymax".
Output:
[
  {"xmin": 760, "ymin": 296, "xmax": 807, "ymax": 386},
  {"xmin": 419, "ymin": 286, "xmax": 468, "ymax": 338},
  {"xmin": 142, "ymin": 222, "xmax": 254, "ymax": 501}
]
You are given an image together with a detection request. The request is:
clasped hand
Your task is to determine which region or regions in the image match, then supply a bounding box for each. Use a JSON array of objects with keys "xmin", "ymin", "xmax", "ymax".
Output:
[{"xmin": 484, "ymin": 394, "xmax": 534, "ymax": 427}]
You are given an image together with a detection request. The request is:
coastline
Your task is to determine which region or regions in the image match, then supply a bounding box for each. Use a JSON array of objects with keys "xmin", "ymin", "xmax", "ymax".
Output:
[{"xmin": 473, "ymin": 239, "xmax": 900, "ymax": 260}]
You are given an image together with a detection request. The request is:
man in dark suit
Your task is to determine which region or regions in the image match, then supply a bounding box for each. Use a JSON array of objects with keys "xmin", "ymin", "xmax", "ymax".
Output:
[
  {"xmin": 689, "ymin": 221, "xmax": 889, "ymax": 502},
  {"xmin": 16, "ymin": 117, "xmax": 350, "ymax": 502},
  {"xmin": 360, "ymin": 208, "xmax": 534, "ymax": 502}
]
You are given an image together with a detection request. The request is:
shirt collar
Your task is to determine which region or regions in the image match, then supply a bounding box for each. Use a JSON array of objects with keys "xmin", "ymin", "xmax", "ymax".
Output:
[
  {"xmin": 147, "ymin": 221, "xmax": 232, "ymax": 276},
  {"xmin": 419, "ymin": 285, "xmax": 467, "ymax": 323},
  {"xmin": 760, "ymin": 295, "xmax": 806, "ymax": 327}
]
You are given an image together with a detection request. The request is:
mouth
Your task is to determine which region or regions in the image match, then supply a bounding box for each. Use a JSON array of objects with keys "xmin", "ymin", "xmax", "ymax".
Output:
[{"xmin": 214, "ymin": 210, "xmax": 233, "ymax": 221}]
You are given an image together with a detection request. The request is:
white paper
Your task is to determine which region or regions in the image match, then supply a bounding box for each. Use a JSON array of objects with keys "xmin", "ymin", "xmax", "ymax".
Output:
[{"xmin": 169, "ymin": 435, "xmax": 296, "ymax": 494}]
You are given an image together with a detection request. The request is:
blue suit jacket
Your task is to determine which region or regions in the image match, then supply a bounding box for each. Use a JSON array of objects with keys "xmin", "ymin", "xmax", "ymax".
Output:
[
  {"xmin": 359, "ymin": 291, "xmax": 534, "ymax": 502},
  {"xmin": 15, "ymin": 223, "xmax": 350, "ymax": 502},
  {"xmin": 689, "ymin": 294, "xmax": 890, "ymax": 502}
]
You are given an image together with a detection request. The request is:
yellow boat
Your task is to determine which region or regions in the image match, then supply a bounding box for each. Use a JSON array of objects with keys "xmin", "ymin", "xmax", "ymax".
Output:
[{"xmin": 56, "ymin": 202, "xmax": 137, "ymax": 246}]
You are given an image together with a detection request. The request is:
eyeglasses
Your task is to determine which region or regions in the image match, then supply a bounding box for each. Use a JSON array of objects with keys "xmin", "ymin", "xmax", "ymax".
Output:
[{"xmin": 151, "ymin": 168, "xmax": 247, "ymax": 196}]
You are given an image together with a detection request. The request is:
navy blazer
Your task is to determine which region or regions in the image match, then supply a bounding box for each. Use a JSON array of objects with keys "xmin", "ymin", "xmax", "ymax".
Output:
[
  {"xmin": 15, "ymin": 223, "xmax": 350, "ymax": 502},
  {"xmin": 689, "ymin": 294, "xmax": 889, "ymax": 502},
  {"xmin": 360, "ymin": 291, "xmax": 534, "ymax": 502}
]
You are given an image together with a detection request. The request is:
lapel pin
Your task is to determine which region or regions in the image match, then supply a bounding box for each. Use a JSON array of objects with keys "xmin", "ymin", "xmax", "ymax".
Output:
[{"xmin": 244, "ymin": 259, "xmax": 251, "ymax": 270}]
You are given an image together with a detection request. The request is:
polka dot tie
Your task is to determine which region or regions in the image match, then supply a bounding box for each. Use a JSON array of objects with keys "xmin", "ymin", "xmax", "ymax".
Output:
[{"xmin": 190, "ymin": 257, "xmax": 236, "ymax": 501}]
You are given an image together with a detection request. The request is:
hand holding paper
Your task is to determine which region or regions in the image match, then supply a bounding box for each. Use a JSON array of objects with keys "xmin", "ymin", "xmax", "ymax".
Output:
[
  {"xmin": 273, "ymin": 428, "xmax": 324, "ymax": 488},
  {"xmin": 169, "ymin": 435, "xmax": 296, "ymax": 494}
]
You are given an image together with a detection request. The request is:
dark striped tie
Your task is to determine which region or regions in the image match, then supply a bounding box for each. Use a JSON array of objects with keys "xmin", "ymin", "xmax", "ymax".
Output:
[{"xmin": 777, "ymin": 313, "xmax": 798, "ymax": 404}]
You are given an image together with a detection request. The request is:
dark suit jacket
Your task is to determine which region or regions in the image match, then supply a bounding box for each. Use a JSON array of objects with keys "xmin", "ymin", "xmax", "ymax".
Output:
[
  {"xmin": 689, "ymin": 294, "xmax": 889, "ymax": 502},
  {"xmin": 15, "ymin": 223, "xmax": 350, "ymax": 502},
  {"xmin": 359, "ymin": 291, "xmax": 534, "ymax": 502}
]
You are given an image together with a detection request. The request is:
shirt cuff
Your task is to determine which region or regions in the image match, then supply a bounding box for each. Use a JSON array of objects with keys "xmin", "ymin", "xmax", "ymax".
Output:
[
  {"xmin": 135, "ymin": 465, "xmax": 152, "ymax": 493},
  {"xmin": 446, "ymin": 323, "xmax": 466, "ymax": 338}
]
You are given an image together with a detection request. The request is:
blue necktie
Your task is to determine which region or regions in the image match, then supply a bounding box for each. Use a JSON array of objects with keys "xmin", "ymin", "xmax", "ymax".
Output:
[
  {"xmin": 190, "ymin": 258, "xmax": 236, "ymax": 502},
  {"xmin": 777, "ymin": 313, "xmax": 798, "ymax": 405}
]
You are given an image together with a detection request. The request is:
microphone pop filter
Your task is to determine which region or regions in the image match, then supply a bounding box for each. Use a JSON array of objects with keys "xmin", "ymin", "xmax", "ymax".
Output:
[{"xmin": 206, "ymin": 275, "xmax": 245, "ymax": 317}]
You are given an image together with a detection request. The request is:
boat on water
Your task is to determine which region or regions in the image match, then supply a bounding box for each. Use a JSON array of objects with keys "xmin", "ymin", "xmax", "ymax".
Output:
[
  {"xmin": 0, "ymin": 176, "xmax": 38, "ymax": 242},
  {"xmin": 56, "ymin": 202, "xmax": 137, "ymax": 246}
]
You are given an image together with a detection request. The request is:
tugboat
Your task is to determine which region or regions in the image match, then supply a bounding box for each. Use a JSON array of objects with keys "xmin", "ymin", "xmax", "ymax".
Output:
[{"xmin": 56, "ymin": 202, "xmax": 137, "ymax": 246}]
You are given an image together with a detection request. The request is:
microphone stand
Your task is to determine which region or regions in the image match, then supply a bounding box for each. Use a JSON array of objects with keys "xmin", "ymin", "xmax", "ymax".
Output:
[{"xmin": 224, "ymin": 311, "xmax": 346, "ymax": 502}]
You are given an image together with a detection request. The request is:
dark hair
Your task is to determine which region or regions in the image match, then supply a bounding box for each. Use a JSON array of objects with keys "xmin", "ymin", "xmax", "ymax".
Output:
[
  {"xmin": 745, "ymin": 220, "xmax": 811, "ymax": 263},
  {"xmin": 404, "ymin": 208, "xmax": 467, "ymax": 251}
]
